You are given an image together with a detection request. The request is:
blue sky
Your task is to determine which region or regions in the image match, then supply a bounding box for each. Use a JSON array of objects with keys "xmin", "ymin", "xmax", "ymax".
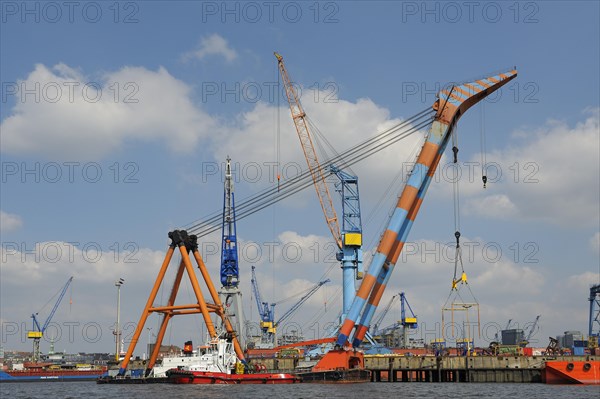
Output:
[{"xmin": 1, "ymin": 1, "xmax": 599, "ymax": 355}]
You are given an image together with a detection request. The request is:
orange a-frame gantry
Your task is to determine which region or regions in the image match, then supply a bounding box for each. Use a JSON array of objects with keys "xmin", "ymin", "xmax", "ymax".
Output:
[{"xmin": 117, "ymin": 230, "xmax": 245, "ymax": 376}]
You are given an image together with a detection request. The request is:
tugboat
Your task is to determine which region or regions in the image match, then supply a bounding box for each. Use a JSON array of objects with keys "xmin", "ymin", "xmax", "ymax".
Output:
[{"xmin": 166, "ymin": 338, "xmax": 300, "ymax": 384}]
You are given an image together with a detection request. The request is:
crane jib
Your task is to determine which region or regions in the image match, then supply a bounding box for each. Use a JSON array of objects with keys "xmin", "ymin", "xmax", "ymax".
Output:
[{"xmin": 336, "ymin": 69, "xmax": 517, "ymax": 348}]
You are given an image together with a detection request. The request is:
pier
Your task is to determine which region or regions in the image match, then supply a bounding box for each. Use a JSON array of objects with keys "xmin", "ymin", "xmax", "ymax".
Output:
[{"xmin": 363, "ymin": 355, "xmax": 598, "ymax": 383}]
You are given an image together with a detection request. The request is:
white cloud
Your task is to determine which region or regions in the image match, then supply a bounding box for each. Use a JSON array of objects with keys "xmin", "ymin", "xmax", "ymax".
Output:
[
  {"xmin": 465, "ymin": 194, "xmax": 518, "ymax": 219},
  {"xmin": 210, "ymin": 88, "xmax": 426, "ymax": 215},
  {"xmin": 566, "ymin": 271, "xmax": 600, "ymax": 291},
  {"xmin": 0, "ymin": 63, "xmax": 216, "ymax": 160},
  {"xmin": 0, "ymin": 210, "xmax": 23, "ymax": 232},
  {"xmin": 591, "ymin": 232, "xmax": 600, "ymax": 254},
  {"xmin": 182, "ymin": 34, "xmax": 238, "ymax": 63},
  {"xmin": 443, "ymin": 109, "xmax": 600, "ymax": 228}
]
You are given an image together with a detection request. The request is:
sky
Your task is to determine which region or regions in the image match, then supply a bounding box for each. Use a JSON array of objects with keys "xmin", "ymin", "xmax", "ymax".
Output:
[{"xmin": 1, "ymin": 1, "xmax": 599, "ymax": 356}]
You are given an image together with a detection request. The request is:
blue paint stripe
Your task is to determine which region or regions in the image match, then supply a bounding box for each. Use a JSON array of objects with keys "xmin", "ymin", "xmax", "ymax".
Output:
[
  {"xmin": 347, "ymin": 296, "xmax": 366, "ymax": 323},
  {"xmin": 407, "ymin": 163, "xmax": 429, "ymax": 190},
  {"xmin": 336, "ymin": 333, "xmax": 348, "ymax": 346},
  {"xmin": 388, "ymin": 208, "xmax": 408, "ymax": 234},
  {"xmin": 450, "ymin": 89, "xmax": 468, "ymax": 100}
]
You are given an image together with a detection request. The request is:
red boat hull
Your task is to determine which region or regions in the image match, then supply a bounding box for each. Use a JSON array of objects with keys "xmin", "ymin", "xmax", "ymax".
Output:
[
  {"xmin": 543, "ymin": 360, "xmax": 600, "ymax": 384},
  {"xmin": 167, "ymin": 370, "xmax": 300, "ymax": 384}
]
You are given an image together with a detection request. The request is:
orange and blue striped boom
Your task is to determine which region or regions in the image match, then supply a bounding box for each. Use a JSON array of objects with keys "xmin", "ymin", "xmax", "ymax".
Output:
[{"xmin": 336, "ymin": 69, "xmax": 518, "ymax": 348}]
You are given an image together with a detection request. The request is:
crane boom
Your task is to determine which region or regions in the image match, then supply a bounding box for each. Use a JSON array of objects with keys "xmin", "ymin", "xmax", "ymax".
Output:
[
  {"xmin": 372, "ymin": 294, "xmax": 398, "ymax": 335},
  {"xmin": 251, "ymin": 266, "xmax": 275, "ymax": 326},
  {"xmin": 275, "ymin": 52, "xmax": 342, "ymax": 249},
  {"xmin": 275, "ymin": 278, "xmax": 330, "ymax": 327},
  {"xmin": 335, "ymin": 68, "xmax": 518, "ymax": 349},
  {"xmin": 28, "ymin": 276, "xmax": 73, "ymax": 362}
]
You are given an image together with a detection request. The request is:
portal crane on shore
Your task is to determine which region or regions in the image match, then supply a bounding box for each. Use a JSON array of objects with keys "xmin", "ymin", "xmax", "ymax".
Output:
[
  {"xmin": 309, "ymin": 67, "xmax": 517, "ymax": 372},
  {"xmin": 589, "ymin": 284, "xmax": 600, "ymax": 338},
  {"xmin": 251, "ymin": 265, "xmax": 275, "ymax": 346},
  {"xmin": 27, "ymin": 276, "xmax": 73, "ymax": 363},
  {"xmin": 251, "ymin": 265, "xmax": 330, "ymax": 348},
  {"xmin": 275, "ymin": 52, "xmax": 363, "ymax": 322},
  {"xmin": 520, "ymin": 315, "xmax": 541, "ymax": 347},
  {"xmin": 372, "ymin": 294, "xmax": 398, "ymax": 336}
]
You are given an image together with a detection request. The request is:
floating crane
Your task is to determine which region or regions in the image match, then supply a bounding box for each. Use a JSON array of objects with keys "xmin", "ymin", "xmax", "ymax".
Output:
[
  {"xmin": 27, "ymin": 276, "xmax": 73, "ymax": 363},
  {"xmin": 251, "ymin": 264, "xmax": 330, "ymax": 348},
  {"xmin": 218, "ymin": 156, "xmax": 246, "ymax": 349},
  {"xmin": 275, "ymin": 52, "xmax": 363, "ymax": 322},
  {"xmin": 310, "ymin": 68, "xmax": 517, "ymax": 373}
]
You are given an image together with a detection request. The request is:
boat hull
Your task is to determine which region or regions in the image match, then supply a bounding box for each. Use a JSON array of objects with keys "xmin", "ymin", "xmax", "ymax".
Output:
[
  {"xmin": 0, "ymin": 370, "xmax": 104, "ymax": 382},
  {"xmin": 167, "ymin": 369, "xmax": 300, "ymax": 384},
  {"xmin": 296, "ymin": 368, "xmax": 371, "ymax": 383},
  {"xmin": 543, "ymin": 360, "xmax": 600, "ymax": 384}
]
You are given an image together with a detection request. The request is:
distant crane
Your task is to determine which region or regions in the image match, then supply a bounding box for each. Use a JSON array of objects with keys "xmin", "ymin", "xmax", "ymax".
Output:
[
  {"xmin": 374, "ymin": 292, "xmax": 418, "ymax": 348},
  {"xmin": 250, "ymin": 265, "xmax": 275, "ymax": 347},
  {"xmin": 27, "ymin": 276, "xmax": 73, "ymax": 363},
  {"xmin": 275, "ymin": 52, "xmax": 363, "ymax": 322},
  {"xmin": 371, "ymin": 294, "xmax": 399, "ymax": 336},
  {"xmin": 399, "ymin": 292, "xmax": 418, "ymax": 348},
  {"xmin": 250, "ymin": 265, "xmax": 330, "ymax": 348},
  {"xmin": 589, "ymin": 284, "xmax": 600, "ymax": 338},
  {"xmin": 520, "ymin": 315, "xmax": 541, "ymax": 347},
  {"xmin": 495, "ymin": 319, "xmax": 513, "ymax": 342}
]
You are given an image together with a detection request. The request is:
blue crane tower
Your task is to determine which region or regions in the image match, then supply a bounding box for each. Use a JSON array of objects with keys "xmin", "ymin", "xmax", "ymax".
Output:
[
  {"xmin": 250, "ymin": 265, "xmax": 275, "ymax": 348},
  {"xmin": 27, "ymin": 276, "xmax": 73, "ymax": 362},
  {"xmin": 218, "ymin": 157, "xmax": 246, "ymax": 349},
  {"xmin": 589, "ymin": 284, "xmax": 600, "ymax": 338}
]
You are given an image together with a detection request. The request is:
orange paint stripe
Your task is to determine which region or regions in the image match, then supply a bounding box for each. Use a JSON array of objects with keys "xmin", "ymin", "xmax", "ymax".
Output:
[
  {"xmin": 389, "ymin": 240, "xmax": 406, "ymax": 264},
  {"xmin": 340, "ymin": 319, "xmax": 355, "ymax": 333},
  {"xmin": 370, "ymin": 283, "xmax": 386, "ymax": 307},
  {"xmin": 379, "ymin": 230, "xmax": 398, "ymax": 255},
  {"xmin": 488, "ymin": 76, "xmax": 499, "ymax": 84},
  {"xmin": 454, "ymin": 86, "xmax": 472, "ymax": 98},
  {"xmin": 476, "ymin": 80, "xmax": 491, "ymax": 88},
  {"xmin": 464, "ymin": 83, "xmax": 481, "ymax": 93},
  {"xmin": 407, "ymin": 197, "xmax": 423, "ymax": 222},
  {"xmin": 398, "ymin": 184, "xmax": 419, "ymax": 211},
  {"xmin": 418, "ymin": 141, "xmax": 439, "ymax": 166},
  {"xmin": 447, "ymin": 91, "xmax": 463, "ymax": 102},
  {"xmin": 354, "ymin": 325, "xmax": 368, "ymax": 340},
  {"xmin": 356, "ymin": 274, "xmax": 376, "ymax": 299}
]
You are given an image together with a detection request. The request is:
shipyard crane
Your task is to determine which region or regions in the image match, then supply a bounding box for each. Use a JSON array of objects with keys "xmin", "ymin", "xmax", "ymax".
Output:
[
  {"xmin": 220, "ymin": 156, "xmax": 239, "ymax": 288},
  {"xmin": 371, "ymin": 294, "xmax": 398, "ymax": 336},
  {"xmin": 250, "ymin": 265, "xmax": 275, "ymax": 346},
  {"xmin": 399, "ymin": 292, "xmax": 418, "ymax": 348},
  {"xmin": 306, "ymin": 68, "xmax": 518, "ymax": 372},
  {"xmin": 218, "ymin": 157, "xmax": 246, "ymax": 349},
  {"xmin": 275, "ymin": 278, "xmax": 331, "ymax": 330},
  {"xmin": 275, "ymin": 52, "xmax": 363, "ymax": 321},
  {"xmin": 251, "ymin": 267, "xmax": 330, "ymax": 348},
  {"xmin": 27, "ymin": 276, "xmax": 73, "ymax": 363},
  {"xmin": 590, "ymin": 284, "xmax": 600, "ymax": 339},
  {"xmin": 520, "ymin": 315, "xmax": 541, "ymax": 347}
]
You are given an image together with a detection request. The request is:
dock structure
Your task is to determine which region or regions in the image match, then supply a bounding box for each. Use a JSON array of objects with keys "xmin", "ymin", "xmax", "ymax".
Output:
[{"xmin": 363, "ymin": 354, "xmax": 598, "ymax": 383}]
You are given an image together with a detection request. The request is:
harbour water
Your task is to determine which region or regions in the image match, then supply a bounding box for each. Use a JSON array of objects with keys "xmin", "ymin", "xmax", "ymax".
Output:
[{"xmin": 1, "ymin": 382, "xmax": 599, "ymax": 399}]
